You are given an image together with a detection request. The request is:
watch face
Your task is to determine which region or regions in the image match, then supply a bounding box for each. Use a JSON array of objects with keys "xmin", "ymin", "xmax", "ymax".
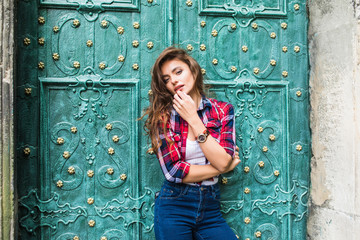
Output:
[{"xmin": 198, "ymin": 134, "xmax": 206, "ymax": 143}]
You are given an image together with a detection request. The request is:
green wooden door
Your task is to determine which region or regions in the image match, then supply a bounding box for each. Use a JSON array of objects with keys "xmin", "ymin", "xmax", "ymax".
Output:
[{"xmin": 16, "ymin": 0, "xmax": 309, "ymax": 239}]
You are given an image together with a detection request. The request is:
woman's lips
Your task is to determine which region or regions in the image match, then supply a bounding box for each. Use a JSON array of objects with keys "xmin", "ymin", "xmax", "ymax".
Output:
[{"xmin": 175, "ymin": 85, "xmax": 184, "ymax": 92}]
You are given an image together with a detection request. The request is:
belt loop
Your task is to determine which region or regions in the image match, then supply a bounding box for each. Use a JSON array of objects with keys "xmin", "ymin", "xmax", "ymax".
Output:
[{"xmin": 183, "ymin": 184, "xmax": 189, "ymax": 195}]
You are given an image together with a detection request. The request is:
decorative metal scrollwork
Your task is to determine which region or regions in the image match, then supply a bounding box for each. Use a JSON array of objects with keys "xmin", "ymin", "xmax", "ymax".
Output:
[
  {"xmin": 97, "ymin": 121, "xmax": 130, "ymax": 188},
  {"xmin": 253, "ymin": 180, "xmax": 308, "ymax": 222},
  {"xmin": 19, "ymin": 190, "xmax": 87, "ymax": 234},
  {"xmin": 51, "ymin": 122, "xmax": 83, "ymax": 190},
  {"xmin": 95, "ymin": 188, "xmax": 155, "ymax": 232}
]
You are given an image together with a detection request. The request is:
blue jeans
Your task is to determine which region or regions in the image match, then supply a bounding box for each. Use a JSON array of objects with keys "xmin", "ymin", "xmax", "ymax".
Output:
[{"xmin": 154, "ymin": 180, "xmax": 238, "ymax": 240}]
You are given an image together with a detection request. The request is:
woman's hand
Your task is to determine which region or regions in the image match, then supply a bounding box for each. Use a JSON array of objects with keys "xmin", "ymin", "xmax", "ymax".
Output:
[
  {"xmin": 172, "ymin": 91, "xmax": 198, "ymax": 124},
  {"xmin": 223, "ymin": 146, "xmax": 241, "ymax": 173}
]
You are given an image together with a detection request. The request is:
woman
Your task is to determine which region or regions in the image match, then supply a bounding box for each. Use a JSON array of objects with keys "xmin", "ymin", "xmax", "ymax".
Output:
[{"xmin": 143, "ymin": 47, "xmax": 241, "ymax": 240}]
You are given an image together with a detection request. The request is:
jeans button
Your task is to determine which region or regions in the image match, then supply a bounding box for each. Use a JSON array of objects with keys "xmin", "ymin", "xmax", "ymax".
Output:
[{"xmin": 200, "ymin": 187, "xmax": 204, "ymax": 191}]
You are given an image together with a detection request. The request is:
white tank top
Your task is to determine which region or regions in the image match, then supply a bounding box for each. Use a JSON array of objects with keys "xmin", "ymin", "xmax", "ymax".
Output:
[{"xmin": 185, "ymin": 139, "xmax": 218, "ymax": 185}]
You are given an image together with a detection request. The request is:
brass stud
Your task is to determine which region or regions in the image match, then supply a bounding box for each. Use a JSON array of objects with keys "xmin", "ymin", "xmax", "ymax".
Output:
[
  {"xmin": 53, "ymin": 26, "xmax": 59, "ymax": 33},
  {"xmin": 244, "ymin": 188, "xmax": 250, "ymax": 194},
  {"xmin": 73, "ymin": 61, "xmax": 80, "ymax": 69},
  {"xmin": 258, "ymin": 127, "xmax": 263, "ymax": 133},
  {"xmin": 107, "ymin": 168, "xmax": 114, "ymax": 175},
  {"xmin": 148, "ymin": 89, "xmax": 153, "ymax": 96},
  {"xmin": 87, "ymin": 197, "xmax": 94, "ymax": 205},
  {"xmin": 73, "ymin": 19, "xmax": 80, "ymax": 28},
  {"xmin": 68, "ymin": 166, "xmax": 75, "ymax": 175},
  {"xmin": 231, "ymin": 66, "xmax": 237, "ymax": 72},
  {"xmin": 63, "ymin": 151, "xmax": 70, "ymax": 159},
  {"xmin": 231, "ymin": 23, "xmax": 237, "ymax": 30},
  {"xmin": 120, "ymin": 174, "xmax": 127, "ymax": 181},
  {"xmin": 133, "ymin": 22, "xmax": 140, "ymax": 29},
  {"xmin": 244, "ymin": 166, "xmax": 250, "ymax": 173},
  {"xmin": 236, "ymin": 235, "xmax": 239, "ymax": 239},
  {"xmin": 118, "ymin": 55, "xmax": 125, "ymax": 62},
  {"xmin": 132, "ymin": 40, "xmax": 139, "ymax": 48},
  {"xmin": 255, "ymin": 231, "xmax": 262, "ymax": 238},
  {"xmin": 57, "ymin": 137, "xmax": 64, "ymax": 145},
  {"xmin": 282, "ymin": 71, "xmax": 288, "ymax": 77},
  {"xmin": 186, "ymin": 0, "xmax": 192, "ymax": 6},
  {"xmin": 270, "ymin": 59, "xmax": 277, "ymax": 66},
  {"xmin": 245, "ymin": 239, "xmax": 250, "ymax": 240},
  {"xmin": 294, "ymin": 46, "xmax": 300, "ymax": 53},
  {"xmin": 117, "ymin": 26, "xmax": 124, "ymax": 34},
  {"xmin": 211, "ymin": 30, "xmax": 218, "ymax": 37},
  {"xmin": 38, "ymin": 16, "xmax": 45, "ymax": 24},
  {"xmin": 262, "ymin": 146, "xmax": 268, "ymax": 152},
  {"xmin": 222, "ymin": 177, "xmax": 228, "ymax": 184},
  {"xmin": 270, "ymin": 32, "xmax": 276, "ymax": 39},
  {"xmin": 201, "ymin": 68, "xmax": 206, "ymax": 75},
  {"xmin": 148, "ymin": 148, "xmax": 154, "ymax": 154},
  {"xmin": 200, "ymin": 44, "xmax": 206, "ymax": 51},
  {"xmin": 274, "ymin": 170, "xmax": 280, "ymax": 176},
  {"xmin": 88, "ymin": 220, "xmax": 95, "ymax": 227},
  {"xmin": 244, "ymin": 217, "xmax": 251, "ymax": 224},
  {"xmin": 38, "ymin": 37, "xmax": 45, "ymax": 46},
  {"xmin": 25, "ymin": 88, "xmax": 32, "ymax": 95},
  {"xmin": 296, "ymin": 144, "xmax": 302, "ymax": 151},
  {"xmin": 147, "ymin": 41, "xmax": 154, "ymax": 49},
  {"xmin": 296, "ymin": 90, "xmax": 302, "ymax": 97},
  {"xmin": 23, "ymin": 38, "xmax": 31, "ymax": 46},
  {"xmin": 252, "ymin": 22, "xmax": 258, "ymax": 29},
  {"xmin": 106, "ymin": 123, "xmax": 112, "ymax": 130},
  {"xmin": 86, "ymin": 40, "xmax": 93, "ymax": 47},
  {"xmin": 282, "ymin": 46, "xmax": 288, "ymax": 52},
  {"xmin": 24, "ymin": 147, "xmax": 31, "ymax": 156},
  {"xmin": 200, "ymin": 21, "xmax": 206, "ymax": 27},
  {"xmin": 242, "ymin": 45, "xmax": 248, "ymax": 52},
  {"xmin": 99, "ymin": 62, "xmax": 106, "ymax": 70},
  {"xmin": 71, "ymin": 126, "xmax": 77, "ymax": 133},
  {"xmin": 87, "ymin": 170, "xmax": 94, "ymax": 178},
  {"xmin": 101, "ymin": 20, "xmax": 108, "ymax": 28},
  {"xmin": 101, "ymin": 237, "xmax": 107, "ymax": 240},
  {"xmin": 212, "ymin": 59, "xmax": 218, "ymax": 65},
  {"xmin": 57, "ymin": 180, "xmax": 63, "ymax": 188},
  {"xmin": 38, "ymin": 62, "xmax": 45, "ymax": 70},
  {"xmin": 147, "ymin": 0, "xmax": 153, "ymax": 3},
  {"xmin": 108, "ymin": 147, "xmax": 115, "ymax": 155},
  {"xmin": 294, "ymin": 3, "xmax": 300, "ymax": 10},
  {"xmin": 73, "ymin": 236, "xmax": 79, "ymax": 240},
  {"xmin": 187, "ymin": 44, "xmax": 193, "ymax": 51},
  {"xmin": 112, "ymin": 135, "xmax": 119, "ymax": 143},
  {"xmin": 258, "ymin": 161, "xmax": 265, "ymax": 168},
  {"xmin": 281, "ymin": 22, "xmax": 287, "ymax": 29},
  {"xmin": 53, "ymin": 53, "xmax": 60, "ymax": 61},
  {"xmin": 269, "ymin": 134, "xmax": 276, "ymax": 141},
  {"xmin": 253, "ymin": 67, "xmax": 260, "ymax": 74},
  {"xmin": 132, "ymin": 63, "xmax": 139, "ymax": 70}
]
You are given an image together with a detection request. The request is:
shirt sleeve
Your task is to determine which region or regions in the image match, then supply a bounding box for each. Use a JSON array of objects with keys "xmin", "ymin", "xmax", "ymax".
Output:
[
  {"xmin": 156, "ymin": 128, "xmax": 190, "ymax": 183},
  {"xmin": 219, "ymin": 103, "xmax": 236, "ymax": 158}
]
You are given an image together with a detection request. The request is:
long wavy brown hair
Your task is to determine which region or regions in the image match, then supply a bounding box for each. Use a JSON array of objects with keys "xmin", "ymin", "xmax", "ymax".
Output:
[{"xmin": 142, "ymin": 46, "xmax": 205, "ymax": 153}]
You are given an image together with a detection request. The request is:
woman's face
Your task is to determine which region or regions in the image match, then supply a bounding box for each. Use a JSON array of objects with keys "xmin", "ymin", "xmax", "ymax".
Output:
[{"xmin": 160, "ymin": 58, "xmax": 197, "ymax": 98}]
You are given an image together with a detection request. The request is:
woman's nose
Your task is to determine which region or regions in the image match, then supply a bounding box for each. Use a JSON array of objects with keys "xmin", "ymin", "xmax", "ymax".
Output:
[{"xmin": 171, "ymin": 77, "xmax": 178, "ymax": 85}]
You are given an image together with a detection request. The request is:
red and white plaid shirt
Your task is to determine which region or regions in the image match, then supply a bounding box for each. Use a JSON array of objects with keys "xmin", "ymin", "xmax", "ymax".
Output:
[{"xmin": 156, "ymin": 96, "xmax": 236, "ymax": 183}]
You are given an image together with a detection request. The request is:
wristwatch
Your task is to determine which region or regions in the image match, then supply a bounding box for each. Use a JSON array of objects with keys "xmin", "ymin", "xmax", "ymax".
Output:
[{"xmin": 196, "ymin": 129, "xmax": 209, "ymax": 143}]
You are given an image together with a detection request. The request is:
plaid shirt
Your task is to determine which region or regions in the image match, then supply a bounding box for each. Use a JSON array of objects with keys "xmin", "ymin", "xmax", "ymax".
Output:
[{"xmin": 157, "ymin": 96, "xmax": 236, "ymax": 183}]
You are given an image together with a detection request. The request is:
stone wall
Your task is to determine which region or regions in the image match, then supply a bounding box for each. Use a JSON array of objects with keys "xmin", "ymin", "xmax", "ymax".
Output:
[
  {"xmin": 307, "ymin": 0, "xmax": 360, "ymax": 239},
  {"xmin": 0, "ymin": 0, "xmax": 15, "ymax": 239}
]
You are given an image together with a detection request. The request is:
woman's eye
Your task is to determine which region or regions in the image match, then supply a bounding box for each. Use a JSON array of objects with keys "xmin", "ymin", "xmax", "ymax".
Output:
[
  {"xmin": 176, "ymin": 70, "xmax": 182, "ymax": 75},
  {"xmin": 163, "ymin": 78, "xmax": 169, "ymax": 83}
]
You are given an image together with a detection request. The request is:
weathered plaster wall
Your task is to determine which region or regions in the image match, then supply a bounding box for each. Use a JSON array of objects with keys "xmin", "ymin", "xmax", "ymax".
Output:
[
  {"xmin": 308, "ymin": 0, "xmax": 360, "ymax": 239},
  {"xmin": 0, "ymin": 0, "xmax": 15, "ymax": 239}
]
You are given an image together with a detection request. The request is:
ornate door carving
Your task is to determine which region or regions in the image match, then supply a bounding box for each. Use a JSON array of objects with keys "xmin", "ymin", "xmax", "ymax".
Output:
[{"xmin": 16, "ymin": 0, "xmax": 309, "ymax": 239}]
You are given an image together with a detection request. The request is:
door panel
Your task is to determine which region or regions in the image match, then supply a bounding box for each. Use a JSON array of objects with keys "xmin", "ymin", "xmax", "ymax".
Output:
[{"xmin": 16, "ymin": 0, "xmax": 309, "ymax": 239}]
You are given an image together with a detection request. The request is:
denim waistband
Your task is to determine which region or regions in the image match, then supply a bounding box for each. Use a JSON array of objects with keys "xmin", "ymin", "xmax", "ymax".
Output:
[{"xmin": 162, "ymin": 180, "xmax": 219, "ymax": 193}]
